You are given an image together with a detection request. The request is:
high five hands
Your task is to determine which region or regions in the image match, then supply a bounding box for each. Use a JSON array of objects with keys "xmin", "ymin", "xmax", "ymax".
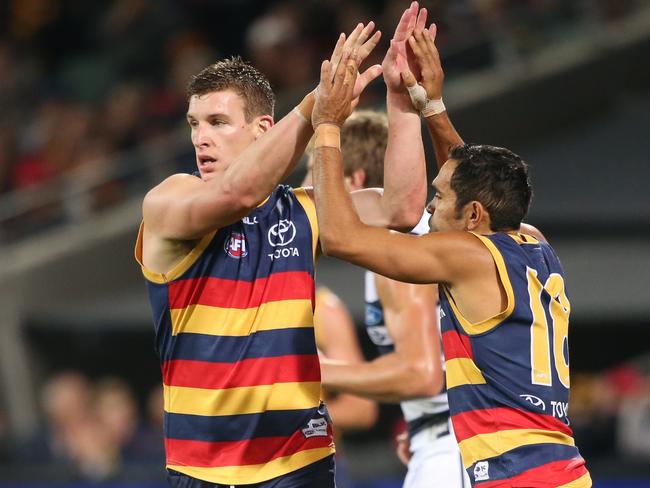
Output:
[{"xmin": 314, "ymin": 1, "xmax": 446, "ymax": 126}]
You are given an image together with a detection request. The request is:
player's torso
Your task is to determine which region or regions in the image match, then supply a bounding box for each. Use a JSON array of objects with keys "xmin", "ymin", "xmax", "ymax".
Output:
[
  {"xmin": 137, "ymin": 185, "xmax": 334, "ymax": 485},
  {"xmin": 439, "ymin": 232, "xmax": 589, "ymax": 487}
]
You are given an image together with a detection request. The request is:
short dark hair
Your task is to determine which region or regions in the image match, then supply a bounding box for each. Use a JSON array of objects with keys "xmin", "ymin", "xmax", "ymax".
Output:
[
  {"xmin": 449, "ymin": 144, "xmax": 533, "ymax": 231},
  {"xmin": 187, "ymin": 56, "xmax": 275, "ymax": 121},
  {"xmin": 341, "ymin": 110, "xmax": 388, "ymax": 188}
]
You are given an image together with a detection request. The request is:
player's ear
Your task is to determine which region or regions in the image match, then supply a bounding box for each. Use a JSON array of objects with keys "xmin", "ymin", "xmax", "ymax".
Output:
[
  {"xmin": 465, "ymin": 201, "xmax": 485, "ymax": 231},
  {"xmin": 254, "ymin": 115, "xmax": 274, "ymax": 138}
]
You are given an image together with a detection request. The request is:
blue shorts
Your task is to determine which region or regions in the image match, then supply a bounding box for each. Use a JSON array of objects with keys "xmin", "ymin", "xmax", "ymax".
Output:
[{"xmin": 167, "ymin": 455, "xmax": 336, "ymax": 488}]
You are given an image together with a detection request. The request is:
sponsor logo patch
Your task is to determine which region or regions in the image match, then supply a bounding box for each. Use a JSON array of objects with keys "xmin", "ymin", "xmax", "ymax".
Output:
[
  {"xmin": 474, "ymin": 461, "xmax": 490, "ymax": 482},
  {"xmin": 520, "ymin": 393, "xmax": 546, "ymax": 411},
  {"xmin": 268, "ymin": 219, "xmax": 296, "ymax": 247},
  {"xmin": 302, "ymin": 418, "xmax": 328, "ymax": 438}
]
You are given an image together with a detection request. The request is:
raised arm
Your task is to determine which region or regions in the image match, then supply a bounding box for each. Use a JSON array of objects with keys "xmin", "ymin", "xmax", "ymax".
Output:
[
  {"xmin": 144, "ymin": 103, "xmax": 315, "ymax": 240},
  {"xmin": 402, "ymin": 24, "xmax": 463, "ymax": 170},
  {"xmin": 311, "ymin": 42, "xmax": 486, "ymax": 285},
  {"xmin": 145, "ymin": 23, "xmax": 382, "ymax": 241},
  {"xmin": 371, "ymin": 2, "xmax": 427, "ymax": 230},
  {"xmin": 321, "ymin": 280, "xmax": 442, "ymax": 402}
]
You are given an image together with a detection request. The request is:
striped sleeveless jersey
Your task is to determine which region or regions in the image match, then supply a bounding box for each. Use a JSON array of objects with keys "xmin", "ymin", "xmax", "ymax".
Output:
[
  {"xmin": 135, "ymin": 185, "xmax": 334, "ymax": 485},
  {"xmin": 439, "ymin": 232, "xmax": 591, "ymax": 487}
]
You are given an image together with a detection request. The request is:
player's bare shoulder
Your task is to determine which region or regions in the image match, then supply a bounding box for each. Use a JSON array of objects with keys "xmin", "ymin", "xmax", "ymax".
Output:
[{"xmin": 143, "ymin": 173, "xmax": 204, "ymax": 232}]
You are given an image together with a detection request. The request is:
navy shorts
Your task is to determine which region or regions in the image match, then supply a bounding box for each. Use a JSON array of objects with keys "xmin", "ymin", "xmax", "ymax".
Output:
[{"xmin": 167, "ymin": 455, "xmax": 336, "ymax": 488}]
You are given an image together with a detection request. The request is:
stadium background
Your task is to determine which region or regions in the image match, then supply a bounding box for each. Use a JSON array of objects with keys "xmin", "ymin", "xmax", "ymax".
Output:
[{"xmin": 0, "ymin": 0, "xmax": 649, "ymax": 486}]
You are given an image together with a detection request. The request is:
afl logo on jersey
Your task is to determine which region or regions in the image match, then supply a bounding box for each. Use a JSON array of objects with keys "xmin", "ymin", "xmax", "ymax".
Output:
[
  {"xmin": 268, "ymin": 219, "xmax": 296, "ymax": 247},
  {"xmin": 225, "ymin": 232, "xmax": 248, "ymax": 258}
]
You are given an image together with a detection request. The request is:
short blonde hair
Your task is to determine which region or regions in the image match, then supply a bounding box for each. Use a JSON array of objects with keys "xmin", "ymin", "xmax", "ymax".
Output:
[{"xmin": 306, "ymin": 110, "xmax": 388, "ymax": 188}]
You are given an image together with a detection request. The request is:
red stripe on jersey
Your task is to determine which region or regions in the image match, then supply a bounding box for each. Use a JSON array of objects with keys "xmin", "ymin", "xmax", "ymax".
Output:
[
  {"xmin": 163, "ymin": 354, "xmax": 321, "ymax": 389},
  {"xmin": 475, "ymin": 458, "xmax": 588, "ymax": 487},
  {"xmin": 452, "ymin": 407, "xmax": 574, "ymax": 443},
  {"xmin": 165, "ymin": 424, "xmax": 333, "ymax": 467},
  {"xmin": 442, "ymin": 330, "xmax": 473, "ymax": 360},
  {"xmin": 168, "ymin": 271, "xmax": 315, "ymax": 309}
]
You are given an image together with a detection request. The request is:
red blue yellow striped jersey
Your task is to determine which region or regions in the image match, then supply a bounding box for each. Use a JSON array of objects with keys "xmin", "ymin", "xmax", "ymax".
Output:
[
  {"xmin": 135, "ymin": 185, "xmax": 334, "ymax": 485},
  {"xmin": 439, "ymin": 232, "xmax": 591, "ymax": 487}
]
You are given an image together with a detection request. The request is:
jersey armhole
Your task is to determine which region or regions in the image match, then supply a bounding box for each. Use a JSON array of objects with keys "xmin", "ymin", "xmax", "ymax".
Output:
[
  {"xmin": 294, "ymin": 187, "xmax": 319, "ymax": 261},
  {"xmin": 134, "ymin": 222, "xmax": 216, "ymax": 283},
  {"xmin": 441, "ymin": 233, "xmax": 516, "ymax": 335}
]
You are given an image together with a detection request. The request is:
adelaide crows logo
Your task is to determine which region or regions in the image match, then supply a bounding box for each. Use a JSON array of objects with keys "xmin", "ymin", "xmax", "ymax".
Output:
[{"xmin": 225, "ymin": 232, "xmax": 248, "ymax": 258}]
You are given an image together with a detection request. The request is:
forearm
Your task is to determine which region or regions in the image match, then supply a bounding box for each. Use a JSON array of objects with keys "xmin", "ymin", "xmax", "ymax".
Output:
[
  {"xmin": 382, "ymin": 91, "xmax": 427, "ymax": 229},
  {"xmin": 424, "ymin": 111, "xmax": 463, "ymax": 171},
  {"xmin": 226, "ymin": 93, "xmax": 315, "ymax": 204},
  {"xmin": 322, "ymin": 353, "xmax": 438, "ymax": 403},
  {"xmin": 313, "ymin": 130, "xmax": 366, "ymax": 256},
  {"xmin": 325, "ymin": 394, "xmax": 378, "ymax": 431}
]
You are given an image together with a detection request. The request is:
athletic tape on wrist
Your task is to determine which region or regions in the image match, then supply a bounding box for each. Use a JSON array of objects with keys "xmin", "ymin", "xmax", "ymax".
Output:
[
  {"xmin": 406, "ymin": 84, "xmax": 427, "ymax": 111},
  {"xmin": 421, "ymin": 98, "xmax": 446, "ymax": 117},
  {"xmin": 292, "ymin": 106, "xmax": 309, "ymax": 125},
  {"xmin": 314, "ymin": 124, "xmax": 341, "ymax": 149},
  {"xmin": 406, "ymin": 84, "xmax": 446, "ymax": 117}
]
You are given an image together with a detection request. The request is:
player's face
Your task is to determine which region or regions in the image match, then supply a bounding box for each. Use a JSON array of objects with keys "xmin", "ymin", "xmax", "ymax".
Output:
[
  {"xmin": 426, "ymin": 159, "xmax": 465, "ymax": 232},
  {"xmin": 187, "ymin": 90, "xmax": 260, "ymax": 182}
]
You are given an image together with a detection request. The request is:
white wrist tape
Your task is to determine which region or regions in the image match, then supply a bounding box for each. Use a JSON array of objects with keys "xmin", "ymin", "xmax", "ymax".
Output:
[
  {"xmin": 406, "ymin": 83, "xmax": 446, "ymax": 117},
  {"xmin": 421, "ymin": 98, "xmax": 446, "ymax": 117},
  {"xmin": 406, "ymin": 83, "xmax": 427, "ymax": 111}
]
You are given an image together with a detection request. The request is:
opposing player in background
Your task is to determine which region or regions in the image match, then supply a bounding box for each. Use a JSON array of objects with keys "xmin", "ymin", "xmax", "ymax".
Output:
[
  {"xmin": 310, "ymin": 22, "xmax": 592, "ymax": 488},
  {"xmin": 312, "ymin": 286, "xmax": 378, "ymax": 488},
  {"xmin": 135, "ymin": 4, "xmax": 429, "ymax": 486}
]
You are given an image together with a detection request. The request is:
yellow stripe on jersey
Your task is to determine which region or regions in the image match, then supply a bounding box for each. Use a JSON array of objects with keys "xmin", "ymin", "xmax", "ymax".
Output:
[
  {"xmin": 169, "ymin": 447, "xmax": 334, "ymax": 486},
  {"xmin": 170, "ymin": 299, "xmax": 314, "ymax": 336},
  {"xmin": 135, "ymin": 222, "xmax": 217, "ymax": 284},
  {"xmin": 294, "ymin": 188, "xmax": 319, "ymax": 259},
  {"xmin": 458, "ymin": 428, "xmax": 576, "ymax": 469},
  {"xmin": 508, "ymin": 232, "xmax": 539, "ymax": 246},
  {"xmin": 164, "ymin": 382, "xmax": 322, "ymax": 416},
  {"xmin": 558, "ymin": 473, "xmax": 592, "ymax": 488},
  {"xmin": 441, "ymin": 233, "xmax": 515, "ymax": 336},
  {"xmin": 445, "ymin": 358, "xmax": 487, "ymax": 389}
]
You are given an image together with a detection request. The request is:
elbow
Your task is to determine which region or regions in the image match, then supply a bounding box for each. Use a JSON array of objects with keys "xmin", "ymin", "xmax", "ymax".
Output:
[
  {"xmin": 387, "ymin": 205, "xmax": 423, "ymax": 232},
  {"xmin": 319, "ymin": 228, "xmax": 344, "ymax": 257},
  {"xmin": 398, "ymin": 361, "xmax": 443, "ymax": 399}
]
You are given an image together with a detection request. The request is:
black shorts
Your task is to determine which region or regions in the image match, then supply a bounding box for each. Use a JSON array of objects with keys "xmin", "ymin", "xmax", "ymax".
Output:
[{"xmin": 167, "ymin": 455, "xmax": 336, "ymax": 488}]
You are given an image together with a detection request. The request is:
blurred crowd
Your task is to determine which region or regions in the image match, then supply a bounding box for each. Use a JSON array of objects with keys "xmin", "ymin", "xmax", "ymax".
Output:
[
  {"xmin": 1, "ymin": 355, "xmax": 649, "ymax": 482},
  {"xmin": 1, "ymin": 371, "xmax": 164, "ymax": 482},
  {"xmin": 571, "ymin": 355, "xmax": 650, "ymax": 465},
  {"xmin": 0, "ymin": 0, "xmax": 642, "ymax": 242}
]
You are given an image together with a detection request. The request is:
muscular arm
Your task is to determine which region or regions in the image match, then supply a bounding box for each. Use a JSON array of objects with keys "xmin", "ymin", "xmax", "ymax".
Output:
[
  {"xmin": 321, "ymin": 279, "xmax": 442, "ymax": 403},
  {"xmin": 371, "ymin": 91, "xmax": 427, "ymax": 231},
  {"xmin": 144, "ymin": 104, "xmax": 314, "ymax": 240},
  {"xmin": 314, "ymin": 290, "xmax": 378, "ymax": 430},
  {"xmin": 314, "ymin": 143, "xmax": 486, "ymax": 285},
  {"xmin": 403, "ymin": 26, "xmax": 463, "ymax": 171}
]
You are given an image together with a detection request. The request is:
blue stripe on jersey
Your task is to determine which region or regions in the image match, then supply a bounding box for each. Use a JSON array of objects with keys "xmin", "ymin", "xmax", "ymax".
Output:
[
  {"xmin": 466, "ymin": 443, "xmax": 582, "ymax": 483},
  {"xmin": 448, "ymin": 383, "xmax": 547, "ymax": 419},
  {"xmin": 165, "ymin": 407, "xmax": 323, "ymax": 442},
  {"xmin": 163, "ymin": 328, "xmax": 318, "ymax": 363}
]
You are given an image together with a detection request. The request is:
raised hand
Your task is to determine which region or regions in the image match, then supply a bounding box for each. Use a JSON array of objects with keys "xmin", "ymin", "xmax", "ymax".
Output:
[
  {"xmin": 329, "ymin": 22, "xmax": 382, "ymax": 105},
  {"xmin": 312, "ymin": 50, "xmax": 359, "ymax": 128},
  {"xmin": 402, "ymin": 24, "xmax": 444, "ymax": 101},
  {"xmin": 382, "ymin": 2, "xmax": 427, "ymax": 92}
]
